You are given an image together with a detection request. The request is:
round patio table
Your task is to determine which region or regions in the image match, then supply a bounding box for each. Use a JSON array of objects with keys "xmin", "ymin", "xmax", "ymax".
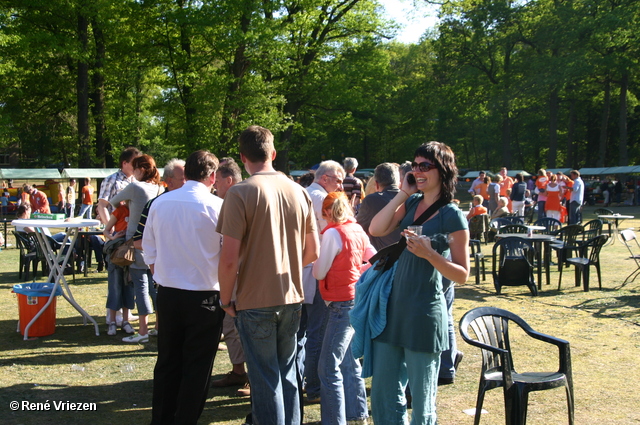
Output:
[{"xmin": 596, "ymin": 214, "xmax": 634, "ymax": 246}]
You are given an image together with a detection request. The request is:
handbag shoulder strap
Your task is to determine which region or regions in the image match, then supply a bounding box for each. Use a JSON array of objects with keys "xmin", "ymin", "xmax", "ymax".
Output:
[
  {"xmin": 410, "ymin": 197, "xmax": 449, "ymax": 226},
  {"xmin": 369, "ymin": 197, "xmax": 448, "ymax": 270}
]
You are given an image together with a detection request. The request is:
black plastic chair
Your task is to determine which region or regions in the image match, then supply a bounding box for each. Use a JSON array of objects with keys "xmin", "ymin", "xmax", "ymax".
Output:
[
  {"xmin": 459, "ymin": 307, "xmax": 574, "ymax": 425},
  {"xmin": 490, "ymin": 217, "xmax": 512, "ymax": 230},
  {"xmin": 594, "ymin": 208, "xmax": 613, "ymax": 237},
  {"xmin": 558, "ymin": 235, "xmax": 608, "ymax": 291},
  {"xmin": 470, "ymin": 239, "xmax": 486, "ymax": 285},
  {"xmin": 13, "ymin": 231, "xmax": 38, "ymax": 281},
  {"xmin": 501, "ymin": 216, "xmax": 525, "ymax": 225},
  {"xmin": 492, "ymin": 237, "xmax": 537, "ymax": 295},
  {"xmin": 620, "ymin": 229, "xmax": 640, "ymax": 285},
  {"xmin": 550, "ymin": 224, "xmax": 584, "ymax": 271},
  {"xmin": 489, "ymin": 218, "xmax": 512, "ymax": 242},
  {"xmin": 580, "ymin": 219, "xmax": 602, "ymax": 241},
  {"xmin": 497, "ymin": 224, "xmax": 528, "ymax": 234},
  {"xmin": 26, "ymin": 232, "xmax": 48, "ymax": 278},
  {"xmin": 533, "ymin": 217, "xmax": 562, "ymax": 235}
]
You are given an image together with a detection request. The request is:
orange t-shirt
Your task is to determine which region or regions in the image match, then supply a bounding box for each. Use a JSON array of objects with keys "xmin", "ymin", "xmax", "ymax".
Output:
[
  {"xmin": 112, "ymin": 205, "xmax": 130, "ymax": 233},
  {"xmin": 467, "ymin": 205, "xmax": 488, "ymax": 221},
  {"xmin": 82, "ymin": 185, "xmax": 94, "ymax": 205},
  {"xmin": 500, "ymin": 176, "xmax": 514, "ymax": 197},
  {"xmin": 476, "ymin": 183, "xmax": 489, "ymax": 201}
]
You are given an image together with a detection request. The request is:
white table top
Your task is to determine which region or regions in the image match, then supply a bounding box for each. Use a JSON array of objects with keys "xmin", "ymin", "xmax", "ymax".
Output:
[
  {"xmin": 497, "ymin": 233, "xmax": 557, "ymax": 241},
  {"xmin": 597, "ymin": 214, "xmax": 634, "ymax": 219},
  {"xmin": 12, "ymin": 219, "xmax": 100, "ymax": 228}
]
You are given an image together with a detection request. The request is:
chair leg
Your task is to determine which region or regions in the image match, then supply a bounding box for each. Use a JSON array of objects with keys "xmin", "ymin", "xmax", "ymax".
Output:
[
  {"xmin": 596, "ymin": 263, "xmax": 602, "ymax": 289},
  {"xmin": 474, "ymin": 255, "xmax": 480, "ymax": 285},
  {"xmin": 574, "ymin": 266, "xmax": 580, "ymax": 287},
  {"xmin": 583, "ymin": 265, "xmax": 590, "ymax": 292},
  {"xmin": 474, "ymin": 386, "xmax": 487, "ymax": 425},
  {"xmin": 558, "ymin": 260, "xmax": 564, "ymax": 290},
  {"xmin": 566, "ymin": 384, "xmax": 575, "ymax": 425}
]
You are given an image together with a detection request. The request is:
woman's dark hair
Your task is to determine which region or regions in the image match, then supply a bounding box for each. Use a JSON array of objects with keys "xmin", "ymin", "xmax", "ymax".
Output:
[
  {"xmin": 515, "ymin": 173, "xmax": 523, "ymax": 183},
  {"xmin": 132, "ymin": 154, "xmax": 161, "ymax": 185},
  {"xmin": 414, "ymin": 141, "xmax": 458, "ymax": 203}
]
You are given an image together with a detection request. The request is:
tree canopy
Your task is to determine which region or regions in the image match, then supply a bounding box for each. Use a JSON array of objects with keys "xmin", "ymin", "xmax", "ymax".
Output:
[{"xmin": 0, "ymin": 0, "xmax": 638, "ymax": 173}]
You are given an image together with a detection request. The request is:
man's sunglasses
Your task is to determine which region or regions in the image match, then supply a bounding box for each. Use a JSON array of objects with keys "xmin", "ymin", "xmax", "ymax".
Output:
[{"xmin": 411, "ymin": 161, "xmax": 438, "ymax": 172}]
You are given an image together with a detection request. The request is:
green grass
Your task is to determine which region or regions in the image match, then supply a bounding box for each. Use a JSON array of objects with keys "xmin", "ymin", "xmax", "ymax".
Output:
[{"xmin": 1, "ymin": 204, "xmax": 639, "ymax": 424}]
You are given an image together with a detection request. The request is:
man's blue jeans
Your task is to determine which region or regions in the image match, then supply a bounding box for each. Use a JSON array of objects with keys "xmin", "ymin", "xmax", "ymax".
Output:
[
  {"xmin": 438, "ymin": 282, "xmax": 457, "ymax": 380},
  {"xmin": 304, "ymin": 284, "xmax": 329, "ymax": 399},
  {"xmin": 318, "ymin": 300, "xmax": 368, "ymax": 425},
  {"xmin": 236, "ymin": 304, "xmax": 302, "ymax": 425},
  {"xmin": 569, "ymin": 201, "xmax": 582, "ymax": 225}
]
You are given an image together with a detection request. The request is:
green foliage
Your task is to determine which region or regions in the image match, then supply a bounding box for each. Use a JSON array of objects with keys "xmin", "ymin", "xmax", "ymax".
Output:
[{"xmin": 0, "ymin": 0, "xmax": 639, "ymax": 171}]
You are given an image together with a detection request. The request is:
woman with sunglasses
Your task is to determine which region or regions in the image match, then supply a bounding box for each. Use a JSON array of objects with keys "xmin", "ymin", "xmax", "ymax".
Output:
[{"xmin": 369, "ymin": 142, "xmax": 470, "ymax": 425}]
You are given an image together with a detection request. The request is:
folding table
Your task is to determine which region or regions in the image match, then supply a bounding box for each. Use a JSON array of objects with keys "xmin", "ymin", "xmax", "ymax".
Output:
[{"xmin": 11, "ymin": 219, "xmax": 101, "ymax": 339}]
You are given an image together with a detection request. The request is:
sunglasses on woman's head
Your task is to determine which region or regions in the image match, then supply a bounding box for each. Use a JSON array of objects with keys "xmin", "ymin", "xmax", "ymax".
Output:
[{"xmin": 411, "ymin": 161, "xmax": 438, "ymax": 172}]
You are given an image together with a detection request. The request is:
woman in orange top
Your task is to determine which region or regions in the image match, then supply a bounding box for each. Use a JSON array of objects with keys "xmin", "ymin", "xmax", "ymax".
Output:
[
  {"xmin": 544, "ymin": 174, "xmax": 563, "ymax": 221},
  {"xmin": 78, "ymin": 177, "xmax": 95, "ymax": 219},
  {"xmin": 475, "ymin": 176, "xmax": 490, "ymax": 207}
]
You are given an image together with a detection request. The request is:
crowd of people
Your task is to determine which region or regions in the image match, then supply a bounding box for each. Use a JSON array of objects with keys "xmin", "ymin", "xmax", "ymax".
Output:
[
  {"xmin": 33, "ymin": 132, "xmax": 629, "ymax": 425},
  {"xmin": 466, "ymin": 167, "xmax": 585, "ymax": 225},
  {"xmin": 19, "ymin": 130, "xmax": 462, "ymax": 425}
]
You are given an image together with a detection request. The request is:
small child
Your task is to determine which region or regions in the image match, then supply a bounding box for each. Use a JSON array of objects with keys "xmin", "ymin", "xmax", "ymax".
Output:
[
  {"xmin": 466, "ymin": 195, "xmax": 488, "ymax": 221},
  {"xmin": 103, "ymin": 201, "xmax": 129, "ymax": 241},
  {"xmin": 0, "ymin": 191, "xmax": 8, "ymax": 217}
]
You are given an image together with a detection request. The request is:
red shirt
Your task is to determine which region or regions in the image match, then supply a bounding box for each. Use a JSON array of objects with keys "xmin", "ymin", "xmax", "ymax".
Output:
[{"xmin": 30, "ymin": 189, "xmax": 51, "ymax": 214}]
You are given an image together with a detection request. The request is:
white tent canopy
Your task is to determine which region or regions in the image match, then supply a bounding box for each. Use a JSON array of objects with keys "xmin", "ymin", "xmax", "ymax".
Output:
[
  {"xmin": 61, "ymin": 168, "xmax": 120, "ymax": 179},
  {"xmin": 0, "ymin": 168, "xmax": 61, "ymax": 180}
]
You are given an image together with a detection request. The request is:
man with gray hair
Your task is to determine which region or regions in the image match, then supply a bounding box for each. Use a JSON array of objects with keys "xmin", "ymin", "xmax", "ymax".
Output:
[
  {"xmin": 211, "ymin": 156, "xmax": 250, "ymax": 397},
  {"xmin": 303, "ymin": 159, "xmax": 344, "ymax": 404},
  {"xmin": 214, "ymin": 157, "xmax": 242, "ymax": 199},
  {"xmin": 342, "ymin": 157, "xmax": 363, "ymax": 208},
  {"xmin": 356, "ymin": 162, "xmax": 402, "ymax": 250}
]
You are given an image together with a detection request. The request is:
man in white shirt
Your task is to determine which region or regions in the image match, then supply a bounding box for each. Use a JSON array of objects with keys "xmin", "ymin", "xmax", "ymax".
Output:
[
  {"xmin": 569, "ymin": 170, "xmax": 584, "ymax": 225},
  {"xmin": 143, "ymin": 150, "xmax": 225, "ymax": 425},
  {"xmin": 303, "ymin": 160, "xmax": 344, "ymax": 403},
  {"xmin": 468, "ymin": 171, "xmax": 486, "ymax": 195}
]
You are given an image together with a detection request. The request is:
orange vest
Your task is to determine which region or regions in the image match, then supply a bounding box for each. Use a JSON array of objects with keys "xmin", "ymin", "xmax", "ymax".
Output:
[{"xmin": 319, "ymin": 219, "xmax": 368, "ymax": 302}]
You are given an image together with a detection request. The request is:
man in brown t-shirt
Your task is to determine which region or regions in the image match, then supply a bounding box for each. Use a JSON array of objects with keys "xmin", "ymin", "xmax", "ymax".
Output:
[{"xmin": 217, "ymin": 125, "xmax": 318, "ymax": 425}]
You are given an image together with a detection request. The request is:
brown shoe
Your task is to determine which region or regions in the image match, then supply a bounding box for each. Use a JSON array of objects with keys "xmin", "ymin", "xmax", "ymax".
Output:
[
  {"xmin": 212, "ymin": 371, "xmax": 248, "ymax": 387},
  {"xmin": 236, "ymin": 382, "xmax": 251, "ymax": 397}
]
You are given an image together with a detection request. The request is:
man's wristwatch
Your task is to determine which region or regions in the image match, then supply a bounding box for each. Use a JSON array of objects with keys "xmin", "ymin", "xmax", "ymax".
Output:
[{"xmin": 219, "ymin": 300, "xmax": 232, "ymax": 309}]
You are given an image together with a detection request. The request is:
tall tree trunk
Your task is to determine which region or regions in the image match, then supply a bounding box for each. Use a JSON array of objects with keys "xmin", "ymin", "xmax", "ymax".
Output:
[
  {"xmin": 77, "ymin": 7, "xmax": 91, "ymax": 167},
  {"xmin": 90, "ymin": 18, "xmax": 106, "ymax": 168},
  {"xmin": 619, "ymin": 71, "xmax": 629, "ymax": 166},
  {"xmin": 501, "ymin": 109, "xmax": 511, "ymax": 167},
  {"xmin": 547, "ymin": 88, "xmax": 559, "ymax": 168},
  {"xmin": 219, "ymin": 12, "xmax": 251, "ymax": 155},
  {"xmin": 597, "ymin": 79, "xmax": 610, "ymax": 167},
  {"xmin": 566, "ymin": 98, "xmax": 576, "ymax": 168}
]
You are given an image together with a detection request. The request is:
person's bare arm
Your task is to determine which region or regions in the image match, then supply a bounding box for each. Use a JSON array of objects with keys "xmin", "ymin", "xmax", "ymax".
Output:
[
  {"xmin": 219, "ymin": 235, "xmax": 241, "ymax": 317},
  {"xmin": 97, "ymin": 199, "xmax": 111, "ymax": 224},
  {"xmin": 303, "ymin": 231, "xmax": 320, "ymax": 267}
]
